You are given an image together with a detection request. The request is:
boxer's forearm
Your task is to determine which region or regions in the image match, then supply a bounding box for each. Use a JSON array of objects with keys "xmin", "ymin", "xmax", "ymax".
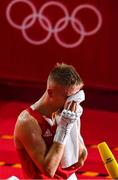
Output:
[{"xmin": 43, "ymin": 142, "xmax": 65, "ymax": 177}]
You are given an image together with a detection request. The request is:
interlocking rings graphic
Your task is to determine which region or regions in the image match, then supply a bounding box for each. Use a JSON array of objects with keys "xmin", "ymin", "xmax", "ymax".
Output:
[{"xmin": 6, "ymin": 0, "xmax": 102, "ymax": 48}]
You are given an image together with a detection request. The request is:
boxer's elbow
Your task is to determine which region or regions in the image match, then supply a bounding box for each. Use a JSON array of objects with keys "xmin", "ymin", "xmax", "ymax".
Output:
[
  {"xmin": 43, "ymin": 163, "xmax": 56, "ymax": 178},
  {"xmin": 83, "ymin": 148, "xmax": 88, "ymax": 160}
]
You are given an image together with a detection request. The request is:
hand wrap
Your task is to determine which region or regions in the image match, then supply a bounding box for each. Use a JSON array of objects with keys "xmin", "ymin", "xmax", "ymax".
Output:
[{"xmin": 54, "ymin": 106, "xmax": 82, "ymax": 145}]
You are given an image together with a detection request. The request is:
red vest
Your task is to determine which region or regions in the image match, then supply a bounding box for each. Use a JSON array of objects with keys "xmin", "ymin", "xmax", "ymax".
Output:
[{"xmin": 17, "ymin": 107, "xmax": 79, "ymax": 179}]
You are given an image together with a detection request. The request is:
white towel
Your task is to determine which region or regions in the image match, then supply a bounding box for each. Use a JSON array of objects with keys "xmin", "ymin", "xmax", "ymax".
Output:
[
  {"xmin": 67, "ymin": 173, "xmax": 77, "ymax": 180},
  {"xmin": 56, "ymin": 90, "xmax": 85, "ymax": 168},
  {"xmin": 67, "ymin": 90, "xmax": 85, "ymax": 104}
]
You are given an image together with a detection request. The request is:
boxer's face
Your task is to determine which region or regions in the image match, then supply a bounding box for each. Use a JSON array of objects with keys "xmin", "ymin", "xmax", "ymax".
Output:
[{"xmin": 49, "ymin": 83, "xmax": 83, "ymax": 111}]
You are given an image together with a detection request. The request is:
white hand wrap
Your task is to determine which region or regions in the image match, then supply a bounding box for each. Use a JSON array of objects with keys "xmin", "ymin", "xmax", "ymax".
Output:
[{"xmin": 54, "ymin": 108, "xmax": 81, "ymax": 145}]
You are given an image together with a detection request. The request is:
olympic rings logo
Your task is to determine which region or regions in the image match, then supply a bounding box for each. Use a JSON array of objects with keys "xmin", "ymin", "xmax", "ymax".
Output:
[{"xmin": 6, "ymin": 0, "xmax": 102, "ymax": 48}]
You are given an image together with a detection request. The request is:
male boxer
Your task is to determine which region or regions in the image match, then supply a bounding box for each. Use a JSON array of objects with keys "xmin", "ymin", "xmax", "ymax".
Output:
[{"xmin": 14, "ymin": 63, "xmax": 87, "ymax": 179}]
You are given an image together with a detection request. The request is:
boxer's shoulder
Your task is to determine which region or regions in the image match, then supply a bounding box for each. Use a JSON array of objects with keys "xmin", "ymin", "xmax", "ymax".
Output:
[
  {"xmin": 17, "ymin": 110, "xmax": 30, "ymax": 123},
  {"xmin": 15, "ymin": 110, "xmax": 42, "ymax": 142},
  {"xmin": 16, "ymin": 110, "xmax": 42, "ymax": 131}
]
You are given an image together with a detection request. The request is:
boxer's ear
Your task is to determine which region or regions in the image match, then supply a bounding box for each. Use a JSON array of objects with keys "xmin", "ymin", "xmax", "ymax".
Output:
[{"xmin": 47, "ymin": 88, "xmax": 53, "ymax": 97}]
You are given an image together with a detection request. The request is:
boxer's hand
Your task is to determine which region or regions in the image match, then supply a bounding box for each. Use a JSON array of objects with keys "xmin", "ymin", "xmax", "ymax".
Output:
[
  {"xmin": 60, "ymin": 101, "xmax": 79, "ymax": 125},
  {"xmin": 54, "ymin": 101, "xmax": 79, "ymax": 145}
]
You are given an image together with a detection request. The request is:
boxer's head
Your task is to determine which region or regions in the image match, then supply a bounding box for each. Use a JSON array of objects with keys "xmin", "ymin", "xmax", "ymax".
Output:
[{"xmin": 46, "ymin": 63, "xmax": 84, "ymax": 111}]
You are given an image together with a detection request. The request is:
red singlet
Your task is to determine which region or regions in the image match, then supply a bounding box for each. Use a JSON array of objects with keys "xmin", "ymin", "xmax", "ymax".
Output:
[{"xmin": 17, "ymin": 107, "xmax": 79, "ymax": 179}]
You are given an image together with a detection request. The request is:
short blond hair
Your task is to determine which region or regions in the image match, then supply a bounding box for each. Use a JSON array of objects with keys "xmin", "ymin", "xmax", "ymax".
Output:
[{"xmin": 48, "ymin": 63, "xmax": 84, "ymax": 87}]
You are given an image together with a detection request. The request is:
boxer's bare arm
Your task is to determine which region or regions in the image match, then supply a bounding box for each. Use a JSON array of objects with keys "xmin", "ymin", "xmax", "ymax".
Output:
[{"xmin": 14, "ymin": 110, "xmax": 64, "ymax": 177}]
